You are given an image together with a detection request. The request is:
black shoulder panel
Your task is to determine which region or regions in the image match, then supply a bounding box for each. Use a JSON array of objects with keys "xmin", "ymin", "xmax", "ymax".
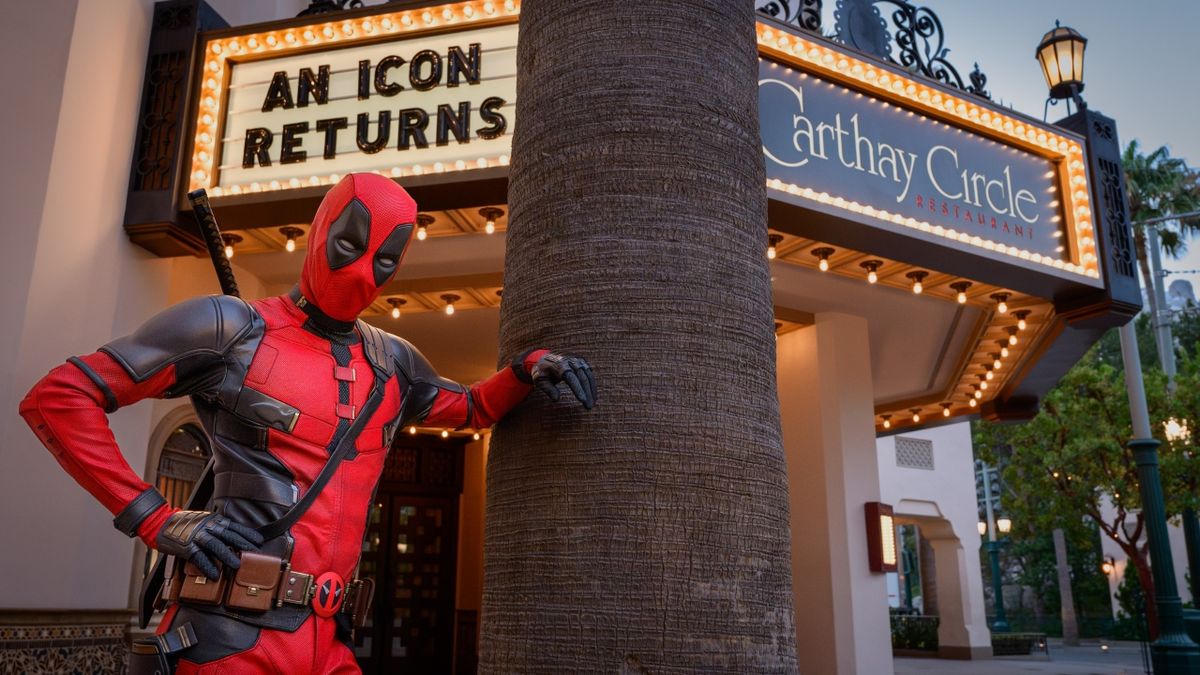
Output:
[
  {"xmin": 99, "ymin": 296, "xmax": 261, "ymax": 395},
  {"xmin": 357, "ymin": 320, "xmax": 395, "ymax": 379}
]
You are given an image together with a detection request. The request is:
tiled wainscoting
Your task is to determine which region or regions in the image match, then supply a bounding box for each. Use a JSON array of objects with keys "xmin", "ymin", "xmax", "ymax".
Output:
[{"xmin": 0, "ymin": 610, "xmax": 130, "ymax": 675}]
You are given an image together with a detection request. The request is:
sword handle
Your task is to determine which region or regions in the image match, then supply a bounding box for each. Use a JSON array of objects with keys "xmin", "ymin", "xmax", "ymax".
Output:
[{"xmin": 187, "ymin": 189, "xmax": 241, "ymax": 299}]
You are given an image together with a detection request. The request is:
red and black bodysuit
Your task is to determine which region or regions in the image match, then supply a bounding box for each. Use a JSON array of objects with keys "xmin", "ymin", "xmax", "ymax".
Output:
[{"xmin": 19, "ymin": 174, "xmax": 595, "ymax": 673}]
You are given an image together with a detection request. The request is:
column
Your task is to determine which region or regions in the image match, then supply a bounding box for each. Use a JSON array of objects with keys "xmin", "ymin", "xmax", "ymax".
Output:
[{"xmin": 778, "ymin": 313, "xmax": 892, "ymax": 675}]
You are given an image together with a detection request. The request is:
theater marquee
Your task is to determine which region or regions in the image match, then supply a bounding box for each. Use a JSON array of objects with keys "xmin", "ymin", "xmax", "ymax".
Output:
[
  {"xmin": 757, "ymin": 25, "xmax": 1100, "ymax": 286},
  {"xmin": 187, "ymin": 4, "xmax": 519, "ymax": 198}
]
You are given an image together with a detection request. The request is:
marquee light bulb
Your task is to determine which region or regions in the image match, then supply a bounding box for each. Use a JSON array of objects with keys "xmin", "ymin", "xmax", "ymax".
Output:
[
  {"xmin": 980, "ymin": 380, "xmax": 988, "ymax": 390},
  {"xmin": 480, "ymin": 207, "xmax": 503, "ymax": 236},
  {"xmin": 860, "ymin": 260, "xmax": 882, "ymax": 284},
  {"xmin": 441, "ymin": 430, "xmax": 449, "ymax": 439},
  {"xmin": 907, "ymin": 271, "xmax": 928, "ymax": 295},
  {"xmin": 441, "ymin": 294, "xmax": 460, "ymax": 316},
  {"xmin": 951, "ymin": 281, "xmax": 972, "ymax": 304},
  {"xmin": 986, "ymin": 370, "xmax": 994, "ymax": 381},
  {"xmin": 409, "ymin": 426, "xmax": 417, "ymax": 435},
  {"xmin": 992, "ymin": 292, "xmax": 1010, "ymax": 314},
  {"xmin": 811, "ymin": 247, "xmax": 834, "ymax": 272},
  {"xmin": 911, "ymin": 410, "xmax": 921, "ymax": 423},
  {"xmin": 969, "ymin": 398, "xmax": 977, "ymax": 408},
  {"xmin": 1000, "ymin": 344, "xmax": 1010, "ymax": 358},
  {"xmin": 942, "ymin": 404, "xmax": 951, "ymax": 417},
  {"xmin": 417, "ymin": 225, "xmax": 428, "ymax": 241},
  {"xmin": 1014, "ymin": 310, "xmax": 1030, "ymax": 331},
  {"xmin": 473, "ymin": 432, "xmax": 481, "ymax": 441},
  {"xmin": 387, "ymin": 298, "xmax": 405, "ymax": 320},
  {"xmin": 881, "ymin": 415, "xmax": 891, "ymax": 429},
  {"xmin": 994, "ymin": 356, "xmax": 1002, "ymax": 370},
  {"xmin": 445, "ymin": 303, "xmax": 455, "ymax": 315},
  {"xmin": 221, "ymin": 233, "xmax": 241, "ymax": 260},
  {"xmin": 975, "ymin": 389, "xmax": 983, "ymax": 399},
  {"xmin": 767, "ymin": 234, "xmax": 783, "ymax": 260},
  {"xmin": 1008, "ymin": 329, "xmax": 1019, "ymax": 346},
  {"xmin": 279, "ymin": 226, "xmax": 302, "ymax": 254},
  {"xmin": 391, "ymin": 306, "xmax": 401, "ymax": 319},
  {"xmin": 416, "ymin": 213, "xmax": 434, "ymax": 242}
]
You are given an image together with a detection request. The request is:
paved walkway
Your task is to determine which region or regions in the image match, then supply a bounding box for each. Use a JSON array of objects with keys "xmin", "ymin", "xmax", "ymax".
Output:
[{"xmin": 893, "ymin": 641, "xmax": 1150, "ymax": 675}]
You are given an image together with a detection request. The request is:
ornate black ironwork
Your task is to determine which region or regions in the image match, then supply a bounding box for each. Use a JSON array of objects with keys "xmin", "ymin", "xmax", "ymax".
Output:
[
  {"xmin": 297, "ymin": 0, "xmax": 363, "ymax": 17},
  {"xmin": 755, "ymin": 0, "xmax": 823, "ymax": 33},
  {"xmin": 758, "ymin": 0, "xmax": 992, "ymax": 101},
  {"xmin": 1099, "ymin": 155, "xmax": 1137, "ymax": 279}
]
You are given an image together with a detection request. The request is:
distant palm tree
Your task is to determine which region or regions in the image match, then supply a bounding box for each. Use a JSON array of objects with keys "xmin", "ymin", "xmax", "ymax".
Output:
[
  {"xmin": 479, "ymin": 0, "xmax": 798, "ymax": 672},
  {"xmin": 1122, "ymin": 140, "xmax": 1200, "ymax": 332}
]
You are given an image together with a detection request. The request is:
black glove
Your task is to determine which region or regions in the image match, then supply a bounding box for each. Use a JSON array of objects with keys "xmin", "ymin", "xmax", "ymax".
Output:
[
  {"xmin": 156, "ymin": 510, "xmax": 264, "ymax": 580},
  {"xmin": 531, "ymin": 353, "xmax": 597, "ymax": 409}
]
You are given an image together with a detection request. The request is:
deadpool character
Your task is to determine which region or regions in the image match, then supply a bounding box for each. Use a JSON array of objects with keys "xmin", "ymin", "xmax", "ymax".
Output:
[{"xmin": 19, "ymin": 173, "xmax": 595, "ymax": 673}]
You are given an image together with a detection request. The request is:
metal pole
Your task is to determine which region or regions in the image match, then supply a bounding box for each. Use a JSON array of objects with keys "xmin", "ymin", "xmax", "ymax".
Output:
[
  {"xmin": 1118, "ymin": 323, "xmax": 1200, "ymax": 672},
  {"xmin": 981, "ymin": 463, "xmax": 1009, "ymax": 632},
  {"xmin": 1146, "ymin": 227, "xmax": 1177, "ymax": 391},
  {"xmin": 1147, "ymin": 223, "xmax": 1200, "ymax": 615}
]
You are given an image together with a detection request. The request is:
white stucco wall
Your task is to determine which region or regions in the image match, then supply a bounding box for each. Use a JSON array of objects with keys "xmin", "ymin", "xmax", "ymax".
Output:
[
  {"xmin": 0, "ymin": 0, "xmax": 295, "ymax": 611},
  {"xmin": 876, "ymin": 421, "xmax": 992, "ymax": 657},
  {"xmin": 1097, "ymin": 494, "xmax": 1194, "ymax": 618}
]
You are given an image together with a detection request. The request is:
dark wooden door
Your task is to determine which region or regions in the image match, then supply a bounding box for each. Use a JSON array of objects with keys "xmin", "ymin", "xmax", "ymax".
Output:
[{"xmin": 355, "ymin": 437, "xmax": 465, "ymax": 674}]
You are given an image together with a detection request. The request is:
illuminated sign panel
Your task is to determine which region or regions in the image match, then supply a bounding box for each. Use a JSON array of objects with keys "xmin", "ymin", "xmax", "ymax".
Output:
[
  {"xmin": 188, "ymin": 4, "xmax": 519, "ymax": 197},
  {"xmin": 756, "ymin": 24, "xmax": 1100, "ymax": 284},
  {"xmin": 761, "ymin": 65, "xmax": 1063, "ymax": 261}
]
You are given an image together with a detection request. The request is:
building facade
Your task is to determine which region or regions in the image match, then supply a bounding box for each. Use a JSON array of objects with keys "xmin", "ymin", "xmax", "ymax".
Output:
[{"xmin": 0, "ymin": 1, "xmax": 1142, "ymax": 673}]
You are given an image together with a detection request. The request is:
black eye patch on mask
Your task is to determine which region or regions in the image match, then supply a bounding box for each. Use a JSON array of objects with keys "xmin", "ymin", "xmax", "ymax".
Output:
[
  {"xmin": 373, "ymin": 223, "xmax": 413, "ymax": 287},
  {"xmin": 325, "ymin": 198, "xmax": 371, "ymax": 270}
]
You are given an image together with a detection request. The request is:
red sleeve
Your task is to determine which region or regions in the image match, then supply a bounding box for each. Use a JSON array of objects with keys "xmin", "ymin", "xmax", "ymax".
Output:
[
  {"xmin": 18, "ymin": 351, "xmax": 177, "ymax": 546},
  {"xmin": 422, "ymin": 349, "xmax": 549, "ymax": 429}
]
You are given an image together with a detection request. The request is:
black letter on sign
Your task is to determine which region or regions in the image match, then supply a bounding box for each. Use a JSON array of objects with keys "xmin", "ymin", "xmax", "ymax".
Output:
[
  {"xmin": 297, "ymin": 65, "xmax": 330, "ymax": 107},
  {"xmin": 316, "ymin": 117, "xmax": 348, "ymax": 159},
  {"xmin": 280, "ymin": 122, "xmax": 308, "ymax": 164},
  {"xmin": 357, "ymin": 60, "xmax": 371, "ymax": 100},
  {"xmin": 242, "ymin": 128, "xmax": 273, "ymax": 168},
  {"xmin": 409, "ymin": 50, "xmax": 442, "ymax": 91},
  {"xmin": 477, "ymin": 97, "xmax": 507, "ymax": 139},
  {"xmin": 436, "ymin": 102, "xmax": 471, "ymax": 146},
  {"xmin": 398, "ymin": 108, "xmax": 430, "ymax": 150},
  {"xmin": 357, "ymin": 112, "xmax": 391, "ymax": 154},
  {"xmin": 446, "ymin": 44, "xmax": 481, "ymax": 87},
  {"xmin": 374, "ymin": 55, "xmax": 405, "ymax": 97},
  {"xmin": 262, "ymin": 71, "xmax": 295, "ymax": 112}
]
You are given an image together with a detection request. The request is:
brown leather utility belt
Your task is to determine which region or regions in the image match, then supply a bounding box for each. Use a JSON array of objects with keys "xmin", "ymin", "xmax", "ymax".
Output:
[{"xmin": 162, "ymin": 552, "xmax": 374, "ymax": 629}]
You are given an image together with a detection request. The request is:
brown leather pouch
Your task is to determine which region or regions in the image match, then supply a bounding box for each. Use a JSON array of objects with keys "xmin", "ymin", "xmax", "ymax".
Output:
[
  {"xmin": 158, "ymin": 555, "xmax": 185, "ymax": 607},
  {"xmin": 226, "ymin": 552, "xmax": 282, "ymax": 612},
  {"xmin": 347, "ymin": 577, "xmax": 375, "ymax": 629},
  {"xmin": 178, "ymin": 562, "xmax": 227, "ymax": 605}
]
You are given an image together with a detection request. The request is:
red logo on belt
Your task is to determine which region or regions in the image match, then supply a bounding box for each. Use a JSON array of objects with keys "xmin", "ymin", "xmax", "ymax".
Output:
[{"xmin": 312, "ymin": 572, "xmax": 345, "ymax": 617}]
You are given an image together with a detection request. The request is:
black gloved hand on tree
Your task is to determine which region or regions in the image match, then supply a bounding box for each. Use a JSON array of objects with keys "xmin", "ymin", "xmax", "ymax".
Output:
[
  {"xmin": 156, "ymin": 510, "xmax": 264, "ymax": 580},
  {"xmin": 531, "ymin": 352, "xmax": 597, "ymax": 410}
]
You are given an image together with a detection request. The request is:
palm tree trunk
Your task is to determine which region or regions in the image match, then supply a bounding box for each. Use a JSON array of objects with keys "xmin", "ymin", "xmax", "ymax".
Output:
[
  {"xmin": 480, "ymin": 1, "xmax": 798, "ymax": 671},
  {"xmin": 1134, "ymin": 227, "xmax": 1162, "ymax": 360}
]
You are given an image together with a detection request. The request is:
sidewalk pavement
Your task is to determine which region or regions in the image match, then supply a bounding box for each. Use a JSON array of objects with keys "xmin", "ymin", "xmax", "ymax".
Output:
[{"xmin": 893, "ymin": 640, "xmax": 1150, "ymax": 675}]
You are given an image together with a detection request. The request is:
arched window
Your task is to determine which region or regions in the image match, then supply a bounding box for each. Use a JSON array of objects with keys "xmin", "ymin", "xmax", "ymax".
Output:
[{"xmin": 154, "ymin": 423, "xmax": 211, "ymax": 508}]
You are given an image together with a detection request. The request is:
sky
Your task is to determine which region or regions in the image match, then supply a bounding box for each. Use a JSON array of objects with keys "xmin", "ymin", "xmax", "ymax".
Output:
[{"xmin": 868, "ymin": 1, "xmax": 1200, "ymax": 293}]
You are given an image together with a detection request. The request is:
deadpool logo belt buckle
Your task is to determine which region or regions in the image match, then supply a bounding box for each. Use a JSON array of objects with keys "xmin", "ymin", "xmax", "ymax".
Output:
[{"xmin": 312, "ymin": 571, "xmax": 345, "ymax": 618}]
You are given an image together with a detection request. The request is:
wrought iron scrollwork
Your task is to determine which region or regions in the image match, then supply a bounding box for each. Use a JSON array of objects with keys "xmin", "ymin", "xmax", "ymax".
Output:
[
  {"xmin": 874, "ymin": 1, "xmax": 990, "ymax": 99},
  {"xmin": 760, "ymin": 0, "xmax": 993, "ymax": 101},
  {"xmin": 755, "ymin": 0, "xmax": 823, "ymax": 33},
  {"xmin": 297, "ymin": 0, "xmax": 364, "ymax": 17}
]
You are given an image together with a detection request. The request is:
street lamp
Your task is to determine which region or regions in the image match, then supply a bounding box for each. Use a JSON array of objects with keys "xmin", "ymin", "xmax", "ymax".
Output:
[
  {"xmin": 1042, "ymin": 19, "xmax": 1200, "ymax": 670},
  {"xmin": 997, "ymin": 517, "xmax": 1012, "ymax": 534},
  {"xmin": 1036, "ymin": 21, "xmax": 1087, "ymax": 111}
]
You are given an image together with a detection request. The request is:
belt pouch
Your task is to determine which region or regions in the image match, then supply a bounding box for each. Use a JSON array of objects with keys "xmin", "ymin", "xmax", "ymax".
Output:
[
  {"xmin": 161, "ymin": 555, "xmax": 184, "ymax": 606},
  {"xmin": 227, "ymin": 552, "xmax": 282, "ymax": 612},
  {"xmin": 178, "ymin": 562, "xmax": 227, "ymax": 605},
  {"xmin": 349, "ymin": 577, "xmax": 376, "ymax": 629},
  {"xmin": 128, "ymin": 622, "xmax": 197, "ymax": 675}
]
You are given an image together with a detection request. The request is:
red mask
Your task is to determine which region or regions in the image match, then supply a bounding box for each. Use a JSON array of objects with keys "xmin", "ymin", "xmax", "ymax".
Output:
[{"xmin": 299, "ymin": 173, "xmax": 416, "ymax": 322}]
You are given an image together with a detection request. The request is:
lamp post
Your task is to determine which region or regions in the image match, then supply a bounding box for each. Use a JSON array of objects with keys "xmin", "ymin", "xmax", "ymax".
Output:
[
  {"xmin": 1164, "ymin": 420, "xmax": 1200, "ymax": 605},
  {"xmin": 1040, "ymin": 22, "xmax": 1200, "ymax": 672},
  {"xmin": 979, "ymin": 462, "xmax": 1010, "ymax": 633}
]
